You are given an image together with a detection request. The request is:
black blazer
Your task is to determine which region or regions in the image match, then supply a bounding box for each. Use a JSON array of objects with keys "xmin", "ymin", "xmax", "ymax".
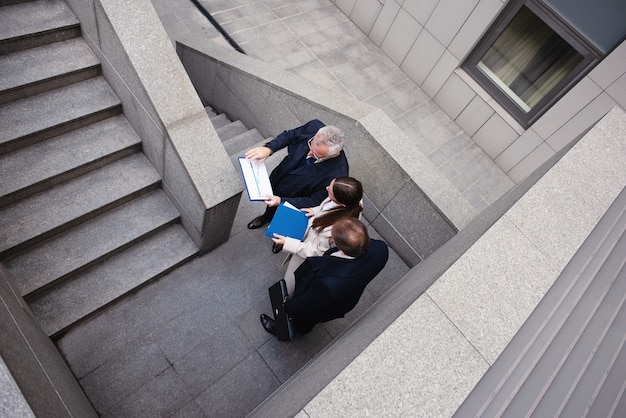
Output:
[
  {"xmin": 264, "ymin": 119, "xmax": 349, "ymax": 209},
  {"xmin": 284, "ymin": 239, "xmax": 389, "ymax": 334}
]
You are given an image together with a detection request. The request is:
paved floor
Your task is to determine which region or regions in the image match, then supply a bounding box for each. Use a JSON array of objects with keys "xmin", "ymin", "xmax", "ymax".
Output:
[
  {"xmin": 56, "ymin": 196, "xmax": 409, "ymax": 417},
  {"xmin": 54, "ymin": 1, "xmax": 516, "ymax": 416}
]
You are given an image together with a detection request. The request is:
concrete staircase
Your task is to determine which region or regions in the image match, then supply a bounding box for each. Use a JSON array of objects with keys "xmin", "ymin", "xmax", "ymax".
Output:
[
  {"xmin": 0, "ymin": 0, "xmax": 200, "ymax": 338},
  {"xmin": 204, "ymin": 105, "xmax": 267, "ymax": 164}
]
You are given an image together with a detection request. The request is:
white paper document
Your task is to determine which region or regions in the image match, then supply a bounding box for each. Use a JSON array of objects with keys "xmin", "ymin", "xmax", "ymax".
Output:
[{"xmin": 238, "ymin": 157, "xmax": 274, "ymax": 201}]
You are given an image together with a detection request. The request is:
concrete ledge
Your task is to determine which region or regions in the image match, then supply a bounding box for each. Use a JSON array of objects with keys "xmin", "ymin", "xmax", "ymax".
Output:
[
  {"xmin": 65, "ymin": 0, "xmax": 243, "ymax": 252},
  {"xmin": 0, "ymin": 355, "xmax": 34, "ymax": 418},
  {"xmin": 175, "ymin": 39, "xmax": 477, "ymax": 266},
  {"xmin": 0, "ymin": 265, "xmax": 96, "ymax": 417}
]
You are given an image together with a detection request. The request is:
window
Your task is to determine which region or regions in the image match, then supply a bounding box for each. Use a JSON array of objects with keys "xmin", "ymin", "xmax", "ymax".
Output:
[{"xmin": 464, "ymin": 0, "xmax": 626, "ymax": 127}]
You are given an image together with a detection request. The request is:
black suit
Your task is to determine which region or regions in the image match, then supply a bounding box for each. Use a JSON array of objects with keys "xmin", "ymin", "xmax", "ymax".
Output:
[
  {"xmin": 263, "ymin": 119, "xmax": 349, "ymax": 216},
  {"xmin": 284, "ymin": 239, "xmax": 389, "ymax": 335}
]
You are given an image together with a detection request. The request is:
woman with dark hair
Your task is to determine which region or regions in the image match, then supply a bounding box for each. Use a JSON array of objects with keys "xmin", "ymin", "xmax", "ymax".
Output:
[{"xmin": 271, "ymin": 176, "xmax": 363, "ymax": 295}]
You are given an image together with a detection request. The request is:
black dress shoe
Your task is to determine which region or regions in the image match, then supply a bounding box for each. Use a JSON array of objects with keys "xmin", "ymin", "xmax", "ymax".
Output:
[
  {"xmin": 260, "ymin": 314, "xmax": 276, "ymax": 335},
  {"xmin": 272, "ymin": 243, "xmax": 283, "ymax": 253},
  {"xmin": 247, "ymin": 216, "xmax": 268, "ymax": 229}
]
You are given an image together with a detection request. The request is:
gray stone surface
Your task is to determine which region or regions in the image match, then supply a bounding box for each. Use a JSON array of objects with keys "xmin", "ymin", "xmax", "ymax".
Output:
[
  {"xmin": 30, "ymin": 223, "xmax": 197, "ymax": 336},
  {"xmin": 5, "ymin": 190, "xmax": 179, "ymax": 297},
  {"xmin": 0, "ymin": 115, "xmax": 140, "ymax": 204},
  {"xmin": 0, "ymin": 76, "xmax": 119, "ymax": 149},
  {"xmin": 0, "ymin": 268, "xmax": 97, "ymax": 417},
  {"xmin": 11, "ymin": 0, "xmax": 616, "ymax": 416},
  {"xmin": 300, "ymin": 107, "xmax": 626, "ymax": 416},
  {"xmin": 0, "ymin": 37, "xmax": 99, "ymax": 101},
  {"xmin": 0, "ymin": 356, "xmax": 34, "ymax": 418},
  {"xmin": 0, "ymin": 0, "xmax": 77, "ymax": 40},
  {"xmin": 0, "ymin": 153, "xmax": 159, "ymax": 255}
]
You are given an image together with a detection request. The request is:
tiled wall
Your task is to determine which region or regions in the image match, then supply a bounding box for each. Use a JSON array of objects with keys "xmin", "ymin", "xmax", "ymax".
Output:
[{"xmin": 334, "ymin": 0, "xmax": 626, "ymax": 182}]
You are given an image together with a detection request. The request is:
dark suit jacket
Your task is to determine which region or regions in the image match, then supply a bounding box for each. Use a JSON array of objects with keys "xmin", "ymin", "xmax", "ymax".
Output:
[
  {"xmin": 284, "ymin": 239, "xmax": 389, "ymax": 334},
  {"xmin": 264, "ymin": 119, "xmax": 349, "ymax": 209}
]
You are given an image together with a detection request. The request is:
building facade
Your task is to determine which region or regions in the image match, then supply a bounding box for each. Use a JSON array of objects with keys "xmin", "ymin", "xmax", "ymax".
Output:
[{"xmin": 334, "ymin": 0, "xmax": 626, "ymax": 182}]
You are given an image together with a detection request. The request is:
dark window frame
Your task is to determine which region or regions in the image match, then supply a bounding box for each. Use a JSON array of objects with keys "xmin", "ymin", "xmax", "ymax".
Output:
[{"xmin": 463, "ymin": 0, "xmax": 602, "ymax": 128}]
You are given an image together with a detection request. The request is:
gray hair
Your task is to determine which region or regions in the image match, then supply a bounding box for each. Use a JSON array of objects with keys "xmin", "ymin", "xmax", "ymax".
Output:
[{"xmin": 317, "ymin": 125, "xmax": 345, "ymax": 155}]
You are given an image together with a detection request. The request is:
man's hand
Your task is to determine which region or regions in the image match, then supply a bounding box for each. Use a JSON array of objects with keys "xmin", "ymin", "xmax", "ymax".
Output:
[
  {"xmin": 264, "ymin": 195, "xmax": 281, "ymax": 207},
  {"xmin": 244, "ymin": 146, "xmax": 272, "ymax": 163}
]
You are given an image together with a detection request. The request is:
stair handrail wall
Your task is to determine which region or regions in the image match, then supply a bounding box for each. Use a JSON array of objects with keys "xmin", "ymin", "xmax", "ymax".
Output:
[
  {"xmin": 0, "ymin": 264, "xmax": 98, "ymax": 417},
  {"xmin": 62, "ymin": 0, "xmax": 243, "ymax": 254},
  {"xmin": 175, "ymin": 38, "xmax": 478, "ymax": 267}
]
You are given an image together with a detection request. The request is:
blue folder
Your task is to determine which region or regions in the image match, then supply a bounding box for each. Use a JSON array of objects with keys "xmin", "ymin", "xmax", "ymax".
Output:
[{"xmin": 264, "ymin": 202, "xmax": 309, "ymax": 240}]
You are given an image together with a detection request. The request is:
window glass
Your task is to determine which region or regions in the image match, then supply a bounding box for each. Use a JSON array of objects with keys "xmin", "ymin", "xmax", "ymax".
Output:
[{"xmin": 477, "ymin": 6, "xmax": 583, "ymax": 112}]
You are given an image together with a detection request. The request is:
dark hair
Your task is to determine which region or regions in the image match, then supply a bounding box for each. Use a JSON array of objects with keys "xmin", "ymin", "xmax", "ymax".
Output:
[
  {"xmin": 312, "ymin": 177, "xmax": 363, "ymax": 232},
  {"xmin": 332, "ymin": 218, "xmax": 370, "ymax": 257}
]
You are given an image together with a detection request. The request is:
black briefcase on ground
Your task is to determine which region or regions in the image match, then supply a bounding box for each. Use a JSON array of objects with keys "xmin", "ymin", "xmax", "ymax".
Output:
[{"xmin": 268, "ymin": 279, "xmax": 295, "ymax": 341}]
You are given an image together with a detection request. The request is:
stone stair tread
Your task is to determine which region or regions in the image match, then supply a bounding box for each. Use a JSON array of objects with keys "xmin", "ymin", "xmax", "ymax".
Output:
[
  {"xmin": 0, "ymin": 0, "xmax": 78, "ymax": 43},
  {"xmin": 0, "ymin": 37, "xmax": 99, "ymax": 94},
  {"xmin": 28, "ymin": 224, "xmax": 198, "ymax": 337},
  {"xmin": 204, "ymin": 105, "xmax": 217, "ymax": 118},
  {"xmin": 209, "ymin": 112, "xmax": 229, "ymax": 129},
  {"xmin": 5, "ymin": 189, "xmax": 180, "ymax": 297},
  {"xmin": 223, "ymin": 128, "xmax": 264, "ymax": 156},
  {"xmin": 0, "ymin": 116, "xmax": 141, "ymax": 204},
  {"xmin": 0, "ymin": 76, "xmax": 120, "ymax": 150},
  {"xmin": 0, "ymin": 153, "xmax": 160, "ymax": 256},
  {"xmin": 216, "ymin": 120, "xmax": 249, "ymax": 141}
]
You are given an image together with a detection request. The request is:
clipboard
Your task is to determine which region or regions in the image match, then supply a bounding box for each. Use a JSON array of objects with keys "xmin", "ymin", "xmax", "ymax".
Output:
[{"xmin": 238, "ymin": 157, "xmax": 273, "ymax": 201}]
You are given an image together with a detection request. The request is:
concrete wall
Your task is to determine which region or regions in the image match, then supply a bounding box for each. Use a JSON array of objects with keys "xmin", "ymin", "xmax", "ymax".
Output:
[
  {"xmin": 175, "ymin": 38, "xmax": 478, "ymax": 266},
  {"xmin": 334, "ymin": 0, "xmax": 626, "ymax": 182},
  {"xmin": 0, "ymin": 265, "xmax": 97, "ymax": 417},
  {"xmin": 63, "ymin": 0, "xmax": 243, "ymax": 253}
]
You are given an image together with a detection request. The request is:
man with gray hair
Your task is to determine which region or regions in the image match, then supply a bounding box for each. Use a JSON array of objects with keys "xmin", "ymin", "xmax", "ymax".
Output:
[{"xmin": 245, "ymin": 119, "xmax": 349, "ymax": 252}]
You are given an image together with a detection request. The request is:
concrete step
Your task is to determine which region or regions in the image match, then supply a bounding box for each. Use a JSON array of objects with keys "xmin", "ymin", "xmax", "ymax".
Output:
[
  {"xmin": 0, "ymin": 1, "xmax": 35, "ymax": 7},
  {"xmin": 216, "ymin": 120, "xmax": 249, "ymax": 141},
  {"xmin": 223, "ymin": 128, "xmax": 264, "ymax": 156},
  {"xmin": 204, "ymin": 105, "xmax": 217, "ymax": 118},
  {"xmin": 209, "ymin": 112, "xmax": 229, "ymax": 129},
  {"xmin": 204, "ymin": 107, "xmax": 268, "ymax": 158},
  {"xmin": 5, "ymin": 190, "xmax": 181, "ymax": 298},
  {"xmin": 0, "ymin": 76, "xmax": 121, "ymax": 155},
  {"xmin": 0, "ymin": 0, "xmax": 80, "ymax": 55},
  {"xmin": 0, "ymin": 37, "xmax": 101, "ymax": 105},
  {"xmin": 28, "ymin": 223, "xmax": 198, "ymax": 337},
  {"xmin": 0, "ymin": 115, "xmax": 141, "ymax": 208},
  {"xmin": 0, "ymin": 153, "xmax": 160, "ymax": 257}
]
